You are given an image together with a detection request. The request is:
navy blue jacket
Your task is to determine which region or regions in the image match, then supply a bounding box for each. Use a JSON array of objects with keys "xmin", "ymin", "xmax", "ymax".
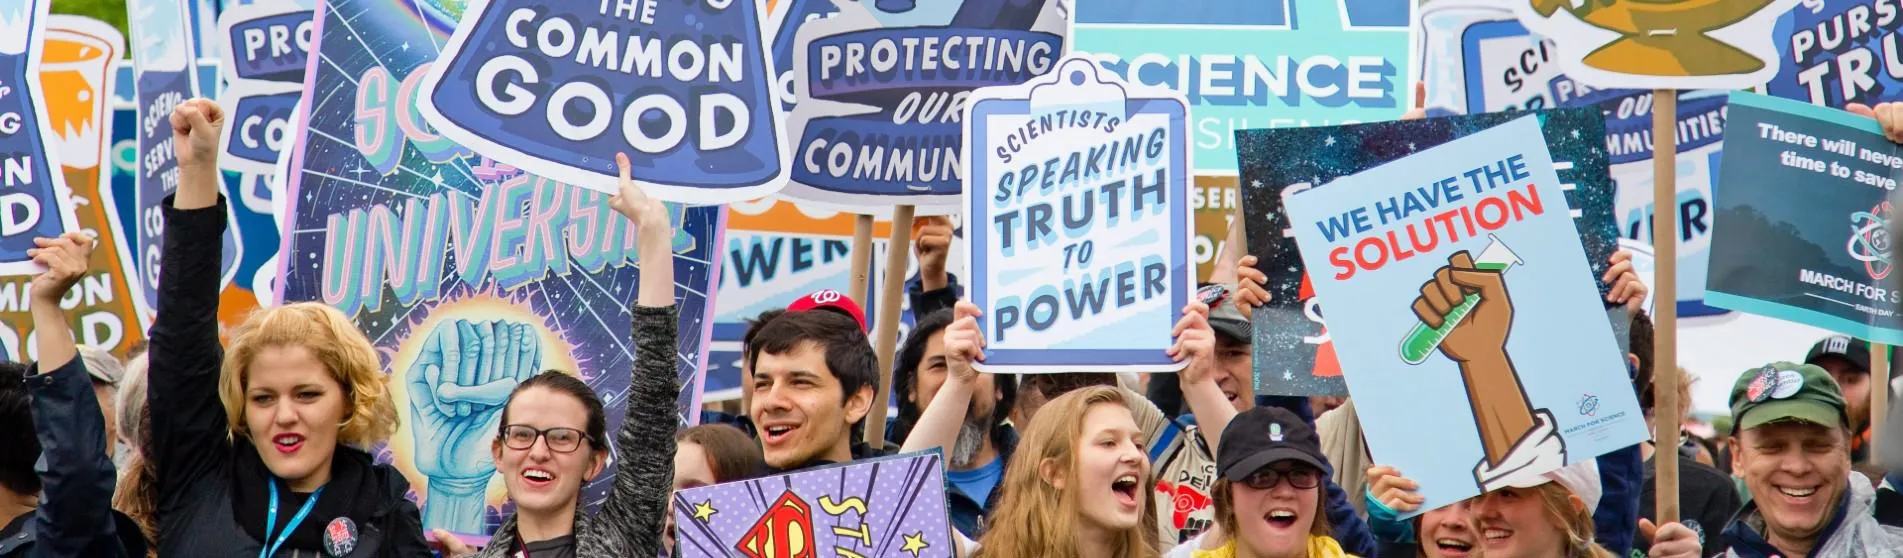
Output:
[{"xmin": 0, "ymin": 359, "xmax": 145, "ymax": 558}]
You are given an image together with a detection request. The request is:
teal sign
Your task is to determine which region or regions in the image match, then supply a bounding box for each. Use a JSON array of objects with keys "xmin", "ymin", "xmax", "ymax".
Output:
[{"xmin": 1072, "ymin": 0, "xmax": 1414, "ymax": 174}]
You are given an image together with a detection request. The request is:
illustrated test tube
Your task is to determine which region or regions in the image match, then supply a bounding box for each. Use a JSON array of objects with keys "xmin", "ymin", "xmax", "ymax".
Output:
[{"xmin": 1399, "ymin": 235, "xmax": 1523, "ymax": 365}]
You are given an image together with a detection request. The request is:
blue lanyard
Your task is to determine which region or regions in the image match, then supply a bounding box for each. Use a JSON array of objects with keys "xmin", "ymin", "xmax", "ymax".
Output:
[{"xmin": 260, "ymin": 481, "xmax": 326, "ymax": 558}]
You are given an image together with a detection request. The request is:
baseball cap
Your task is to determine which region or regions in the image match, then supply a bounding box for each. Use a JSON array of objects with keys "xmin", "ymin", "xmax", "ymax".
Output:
[
  {"xmin": 1217, "ymin": 406, "xmax": 1325, "ymax": 481},
  {"xmin": 1728, "ymin": 362, "xmax": 1848, "ymax": 434},
  {"xmin": 1500, "ymin": 460, "xmax": 1602, "ymax": 513},
  {"xmin": 1805, "ymin": 335, "xmax": 1871, "ymax": 373},
  {"xmin": 786, "ymin": 289, "xmax": 868, "ymax": 332},
  {"xmin": 1208, "ymin": 294, "xmax": 1252, "ymax": 345},
  {"xmin": 79, "ymin": 345, "xmax": 123, "ymax": 385}
]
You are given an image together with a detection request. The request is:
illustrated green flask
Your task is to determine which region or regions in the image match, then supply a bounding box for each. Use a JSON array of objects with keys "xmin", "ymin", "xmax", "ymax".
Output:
[{"xmin": 1399, "ymin": 235, "xmax": 1523, "ymax": 365}]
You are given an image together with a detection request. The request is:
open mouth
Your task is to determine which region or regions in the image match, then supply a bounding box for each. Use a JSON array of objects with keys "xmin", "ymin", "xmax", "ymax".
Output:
[
  {"xmin": 1482, "ymin": 527, "xmax": 1514, "ymax": 547},
  {"xmin": 272, "ymin": 434, "xmax": 305, "ymax": 454},
  {"xmin": 1778, "ymin": 485, "xmax": 1819, "ymax": 498},
  {"xmin": 761, "ymin": 423, "xmax": 800, "ymax": 446},
  {"xmin": 522, "ymin": 468, "xmax": 555, "ymax": 488},
  {"xmin": 1435, "ymin": 537, "xmax": 1475, "ymax": 556},
  {"xmin": 1111, "ymin": 474, "xmax": 1141, "ymax": 508},
  {"xmin": 1265, "ymin": 508, "xmax": 1299, "ymax": 529}
]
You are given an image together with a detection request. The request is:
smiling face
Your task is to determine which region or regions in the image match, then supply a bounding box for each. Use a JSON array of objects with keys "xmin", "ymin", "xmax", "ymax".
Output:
[
  {"xmin": 1060, "ymin": 403, "xmax": 1149, "ymax": 533},
  {"xmin": 493, "ymin": 387, "xmax": 604, "ymax": 518},
  {"xmin": 1471, "ymin": 485, "xmax": 1568, "ymax": 558},
  {"xmin": 751, "ymin": 343, "xmax": 870, "ymax": 469},
  {"xmin": 244, "ymin": 345, "xmax": 349, "ymax": 491},
  {"xmin": 1229, "ymin": 463, "xmax": 1323, "ymax": 558},
  {"xmin": 1732, "ymin": 420, "xmax": 1849, "ymax": 549},
  {"xmin": 1813, "ymin": 356, "xmax": 1870, "ymax": 429},
  {"xmin": 1213, "ymin": 335, "xmax": 1257, "ymax": 412},
  {"xmin": 1419, "ymin": 499, "xmax": 1478, "ymax": 558}
]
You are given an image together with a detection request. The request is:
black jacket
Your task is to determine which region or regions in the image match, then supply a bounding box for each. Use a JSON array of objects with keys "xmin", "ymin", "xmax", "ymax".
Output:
[
  {"xmin": 148, "ymin": 197, "xmax": 430, "ymax": 557},
  {"xmin": 0, "ymin": 358, "xmax": 146, "ymax": 558}
]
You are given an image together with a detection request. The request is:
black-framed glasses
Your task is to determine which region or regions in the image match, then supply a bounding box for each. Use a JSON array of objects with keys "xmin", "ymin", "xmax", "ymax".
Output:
[
  {"xmin": 500, "ymin": 425, "xmax": 595, "ymax": 453},
  {"xmin": 1239, "ymin": 466, "xmax": 1321, "ymax": 490}
]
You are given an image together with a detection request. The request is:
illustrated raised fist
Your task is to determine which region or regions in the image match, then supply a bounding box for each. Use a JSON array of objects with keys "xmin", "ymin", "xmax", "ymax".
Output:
[
  {"xmin": 170, "ymin": 98, "xmax": 224, "ymax": 170},
  {"xmin": 407, "ymin": 318, "xmax": 542, "ymax": 533},
  {"xmin": 1412, "ymin": 251, "xmax": 1512, "ymax": 363}
]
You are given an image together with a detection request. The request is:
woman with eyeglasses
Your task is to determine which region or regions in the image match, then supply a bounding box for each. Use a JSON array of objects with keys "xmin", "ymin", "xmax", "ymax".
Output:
[
  {"xmin": 1165, "ymin": 406, "xmax": 1356, "ymax": 558},
  {"xmin": 433, "ymin": 153, "xmax": 680, "ymax": 558}
]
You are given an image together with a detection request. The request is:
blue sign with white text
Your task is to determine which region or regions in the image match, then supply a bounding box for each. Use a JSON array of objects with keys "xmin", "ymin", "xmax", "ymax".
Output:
[
  {"xmin": 129, "ymin": 0, "xmax": 203, "ymax": 304},
  {"xmin": 417, "ymin": 0, "xmax": 788, "ymax": 204},
  {"xmin": 778, "ymin": 0, "xmax": 1069, "ymax": 211},
  {"xmin": 0, "ymin": 1, "xmax": 78, "ymax": 275}
]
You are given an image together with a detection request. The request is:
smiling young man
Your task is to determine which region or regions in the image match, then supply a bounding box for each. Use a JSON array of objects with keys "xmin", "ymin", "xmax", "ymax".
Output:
[
  {"xmin": 1648, "ymin": 362, "xmax": 1903, "ymax": 557},
  {"xmin": 747, "ymin": 307, "xmax": 883, "ymax": 471}
]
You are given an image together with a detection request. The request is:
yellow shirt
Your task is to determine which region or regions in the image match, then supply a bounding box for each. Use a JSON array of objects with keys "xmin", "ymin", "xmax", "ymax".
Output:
[{"xmin": 1191, "ymin": 535, "xmax": 1355, "ymax": 558}]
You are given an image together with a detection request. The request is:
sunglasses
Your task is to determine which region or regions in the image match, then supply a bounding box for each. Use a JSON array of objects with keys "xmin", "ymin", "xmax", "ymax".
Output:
[
  {"xmin": 499, "ymin": 424, "xmax": 596, "ymax": 453},
  {"xmin": 1238, "ymin": 465, "xmax": 1321, "ymax": 490}
]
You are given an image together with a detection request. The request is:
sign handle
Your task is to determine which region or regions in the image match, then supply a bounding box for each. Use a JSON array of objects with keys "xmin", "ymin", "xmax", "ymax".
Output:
[
  {"xmin": 1651, "ymin": 89, "xmax": 1682, "ymax": 525},
  {"xmin": 866, "ymin": 205, "xmax": 917, "ymax": 447},
  {"xmin": 1873, "ymin": 344, "xmax": 1891, "ymax": 465},
  {"xmin": 849, "ymin": 215, "xmax": 875, "ymax": 308}
]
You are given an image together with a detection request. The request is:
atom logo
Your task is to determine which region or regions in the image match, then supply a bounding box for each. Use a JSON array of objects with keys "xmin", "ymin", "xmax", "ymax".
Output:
[
  {"xmin": 1848, "ymin": 202, "xmax": 1892, "ymax": 281},
  {"xmin": 1577, "ymin": 393, "xmax": 1599, "ymax": 417}
]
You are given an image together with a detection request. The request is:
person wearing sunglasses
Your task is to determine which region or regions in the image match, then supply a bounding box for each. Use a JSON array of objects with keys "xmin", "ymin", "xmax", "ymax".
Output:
[
  {"xmin": 1166, "ymin": 406, "xmax": 1354, "ymax": 558},
  {"xmin": 433, "ymin": 153, "xmax": 680, "ymax": 558}
]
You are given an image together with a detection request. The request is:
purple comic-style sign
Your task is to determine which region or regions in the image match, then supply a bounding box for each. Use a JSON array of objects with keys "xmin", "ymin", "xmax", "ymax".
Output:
[{"xmin": 673, "ymin": 451, "xmax": 953, "ymax": 558}]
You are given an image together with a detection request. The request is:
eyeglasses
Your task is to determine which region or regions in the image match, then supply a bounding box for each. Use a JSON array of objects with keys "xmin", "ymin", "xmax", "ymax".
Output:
[
  {"xmin": 500, "ymin": 425, "xmax": 595, "ymax": 453},
  {"xmin": 1239, "ymin": 466, "xmax": 1321, "ymax": 490}
]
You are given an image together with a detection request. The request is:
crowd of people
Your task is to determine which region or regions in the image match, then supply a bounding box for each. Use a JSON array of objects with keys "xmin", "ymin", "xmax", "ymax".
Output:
[{"xmin": 5, "ymin": 93, "xmax": 1903, "ymax": 558}]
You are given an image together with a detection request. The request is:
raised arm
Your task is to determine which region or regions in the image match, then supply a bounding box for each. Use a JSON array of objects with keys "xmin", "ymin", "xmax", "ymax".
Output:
[
  {"xmin": 595, "ymin": 153, "xmax": 681, "ymax": 557},
  {"xmin": 25, "ymin": 233, "xmax": 130, "ymax": 557},
  {"xmin": 147, "ymin": 98, "xmax": 234, "ymax": 507},
  {"xmin": 902, "ymin": 301, "xmax": 982, "ymax": 455},
  {"xmin": 1173, "ymin": 302, "xmax": 1233, "ymax": 454}
]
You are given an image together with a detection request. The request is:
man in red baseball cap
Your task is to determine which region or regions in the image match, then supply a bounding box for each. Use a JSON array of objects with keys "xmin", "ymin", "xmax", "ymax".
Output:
[{"xmin": 785, "ymin": 288, "xmax": 868, "ymax": 332}]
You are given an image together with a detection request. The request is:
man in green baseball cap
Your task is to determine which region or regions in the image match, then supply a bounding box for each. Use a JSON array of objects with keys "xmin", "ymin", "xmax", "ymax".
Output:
[{"xmin": 1648, "ymin": 362, "xmax": 1903, "ymax": 557}]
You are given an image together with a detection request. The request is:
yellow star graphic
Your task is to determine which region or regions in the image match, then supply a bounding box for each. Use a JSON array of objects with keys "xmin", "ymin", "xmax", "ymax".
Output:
[
  {"xmin": 901, "ymin": 532, "xmax": 930, "ymax": 557},
  {"xmin": 692, "ymin": 500, "xmax": 718, "ymax": 522}
]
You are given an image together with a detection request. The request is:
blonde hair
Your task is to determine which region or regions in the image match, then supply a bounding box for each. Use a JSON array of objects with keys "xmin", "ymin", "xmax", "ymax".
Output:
[
  {"xmin": 1530, "ymin": 482, "xmax": 1616, "ymax": 558},
  {"xmin": 112, "ymin": 354, "xmax": 157, "ymax": 556},
  {"xmin": 218, "ymin": 303, "xmax": 397, "ymax": 448},
  {"xmin": 976, "ymin": 386, "xmax": 1157, "ymax": 558}
]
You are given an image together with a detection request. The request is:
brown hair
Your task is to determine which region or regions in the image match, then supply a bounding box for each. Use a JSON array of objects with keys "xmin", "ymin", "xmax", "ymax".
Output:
[
  {"xmin": 976, "ymin": 386, "xmax": 1156, "ymax": 558},
  {"xmin": 219, "ymin": 303, "xmax": 398, "ymax": 448},
  {"xmin": 1210, "ymin": 475, "xmax": 1333, "ymax": 545},
  {"xmin": 677, "ymin": 424, "xmax": 766, "ymax": 483}
]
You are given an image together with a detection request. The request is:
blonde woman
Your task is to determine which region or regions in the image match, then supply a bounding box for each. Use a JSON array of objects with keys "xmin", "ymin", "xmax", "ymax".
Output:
[
  {"xmin": 149, "ymin": 99, "xmax": 427, "ymax": 556},
  {"xmin": 111, "ymin": 353, "xmax": 157, "ymax": 556},
  {"xmin": 1369, "ymin": 462, "xmax": 1613, "ymax": 558},
  {"xmin": 975, "ymin": 386, "xmax": 1160, "ymax": 558}
]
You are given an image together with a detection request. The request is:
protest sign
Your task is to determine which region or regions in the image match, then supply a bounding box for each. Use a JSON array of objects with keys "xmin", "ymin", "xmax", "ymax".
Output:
[
  {"xmin": 215, "ymin": 0, "xmax": 312, "ymax": 175},
  {"xmin": 281, "ymin": 0, "xmax": 723, "ymax": 538},
  {"xmin": 1765, "ymin": 0, "xmax": 1903, "ymax": 107},
  {"xmin": 1193, "ymin": 176, "xmax": 1239, "ymax": 282},
  {"xmin": 764, "ymin": 0, "xmax": 835, "ymax": 112},
  {"xmin": 416, "ymin": 0, "xmax": 787, "ymax": 204},
  {"xmin": 673, "ymin": 451, "xmax": 953, "ymax": 558},
  {"xmin": 0, "ymin": 16, "xmax": 144, "ymax": 362},
  {"xmin": 777, "ymin": 0, "xmax": 1069, "ymax": 211},
  {"xmin": 963, "ymin": 56, "xmax": 1191, "ymax": 373},
  {"xmin": 1511, "ymin": 0, "xmax": 1799, "ymax": 90},
  {"xmin": 1707, "ymin": 92, "xmax": 1903, "ymax": 344},
  {"xmin": 1237, "ymin": 108, "xmax": 1621, "ymax": 396},
  {"xmin": 1416, "ymin": 0, "xmax": 1731, "ymax": 317},
  {"xmin": 0, "ymin": 1, "xmax": 78, "ymax": 278},
  {"xmin": 1272, "ymin": 116, "xmax": 1643, "ymax": 513},
  {"xmin": 1071, "ymin": 0, "xmax": 1414, "ymax": 175}
]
